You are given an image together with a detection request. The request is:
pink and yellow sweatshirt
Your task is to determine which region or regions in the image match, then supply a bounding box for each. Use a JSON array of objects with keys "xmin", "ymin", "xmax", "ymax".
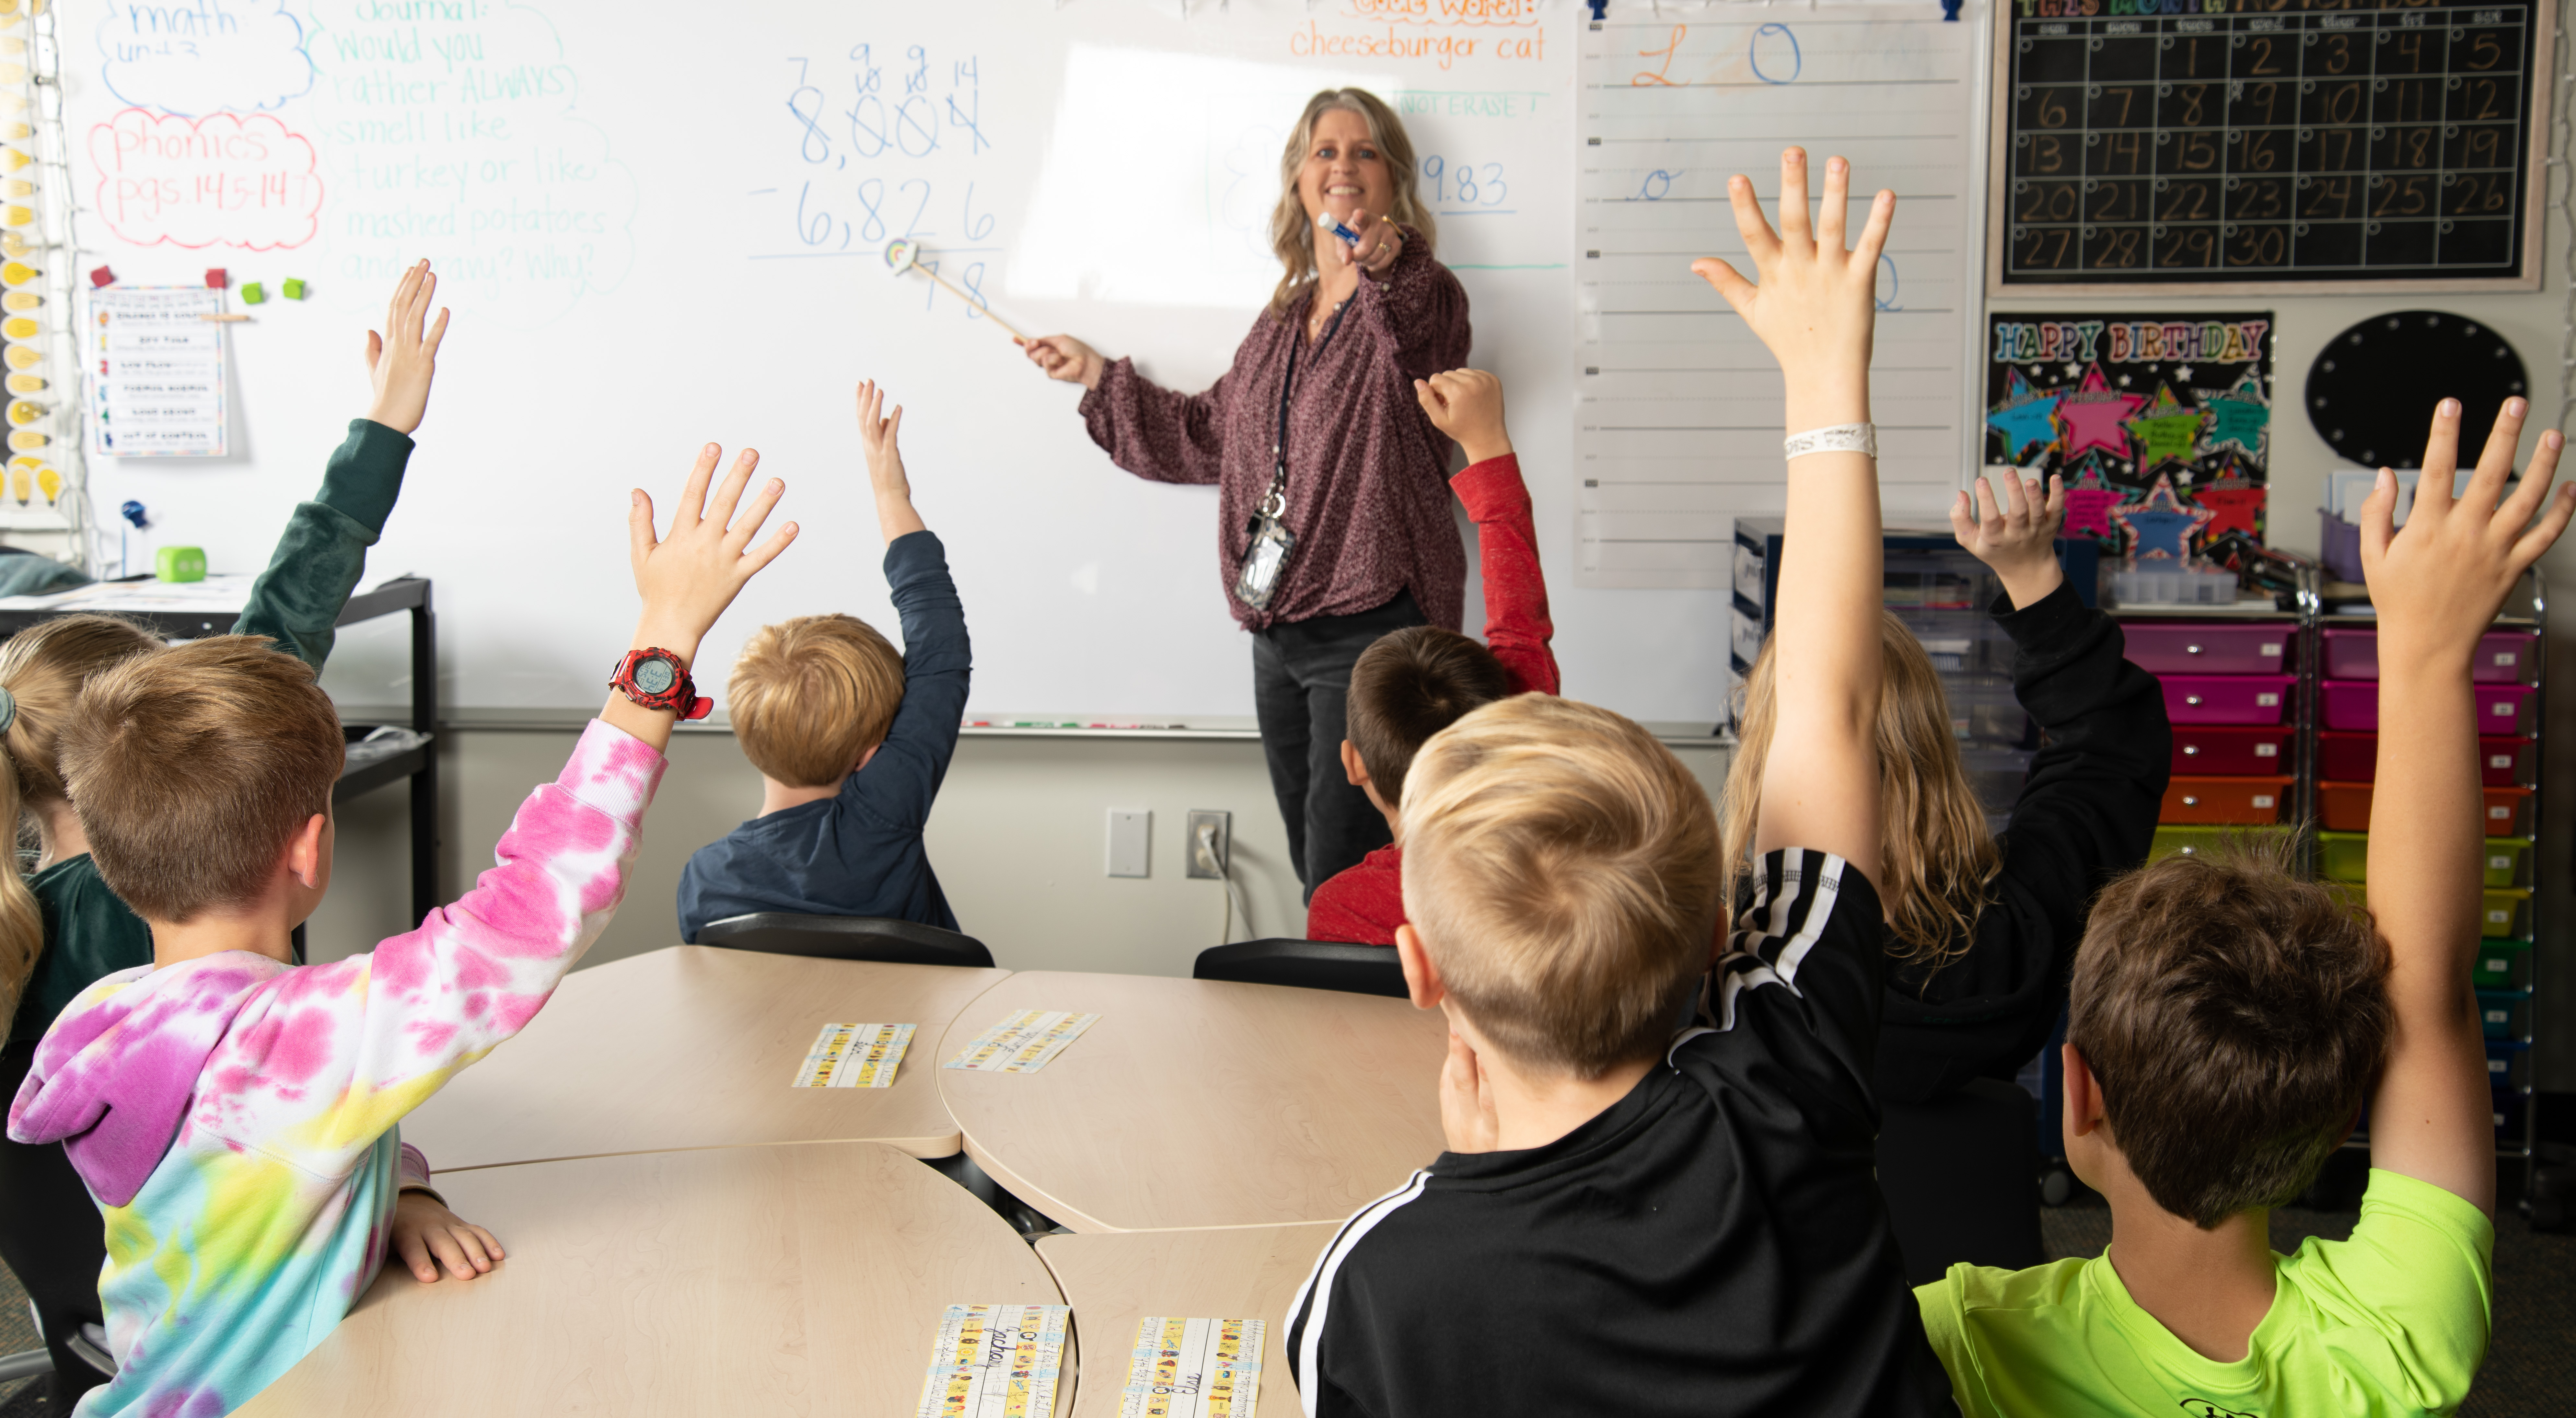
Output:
[{"xmin": 6, "ymin": 720, "xmax": 665, "ymax": 1418}]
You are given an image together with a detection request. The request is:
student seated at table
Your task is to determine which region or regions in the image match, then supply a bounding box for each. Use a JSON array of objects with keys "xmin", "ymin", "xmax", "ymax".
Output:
[
  {"xmin": 6, "ymin": 443, "xmax": 797, "ymax": 1418},
  {"xmin": 1915, "ymin": 398, "xmax": 2571, "ymax": 1417},
  {"xmin": 0, "ymin": 261, "xmax": 451, "ymax": 1415},
  {"xmin": 1304, "ymin": 367, "xmax": 1556, "ymax": 946},
  {"xmin": 1286, "ymin": 151, "xmax": 1948, "ymax": 1417},
  {"xmin": 1724, "ymin": 467, "xmax": 2168, "ymax": 1110},
  {"xmin": 676, "ymin": 381, "xmax": 970, "ymax": 944}
]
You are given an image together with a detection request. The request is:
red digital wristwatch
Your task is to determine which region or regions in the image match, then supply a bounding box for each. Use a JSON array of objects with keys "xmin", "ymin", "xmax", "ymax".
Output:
[{"xmin": 609, "ymin": 647, "xmax": 712, "ymax": 721}]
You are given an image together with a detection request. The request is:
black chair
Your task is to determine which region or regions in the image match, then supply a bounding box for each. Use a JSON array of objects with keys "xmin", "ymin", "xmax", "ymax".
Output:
[
  {"xmin": 1192, "ymin": 939, "xmax": 1409, "ymax": 999},
  {"xmin": 1875, "ymin": 1078, "xmax": 2047, "ymax": 1286},
  {"xmin": 696, "ymin": 913, "xmax": 994, "ymax": 969}
]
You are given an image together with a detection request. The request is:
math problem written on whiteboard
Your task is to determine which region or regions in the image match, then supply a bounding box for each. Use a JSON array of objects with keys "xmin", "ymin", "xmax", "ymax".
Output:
[{"xmin": 1992, "ymin": 0, "xmax": 2550, "ymax": 290}]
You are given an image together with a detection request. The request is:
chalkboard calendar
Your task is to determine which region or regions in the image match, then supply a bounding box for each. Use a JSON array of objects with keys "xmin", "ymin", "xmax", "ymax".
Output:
[{"xmin": 1990, "ymin": 0, "xmax": 2552, "ymax": 291}]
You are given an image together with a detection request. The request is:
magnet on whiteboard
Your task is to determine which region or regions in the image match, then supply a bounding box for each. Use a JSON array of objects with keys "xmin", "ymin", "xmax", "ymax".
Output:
[
  {"xmin": 86, "ymin": 266, "xmax": 112, "ymax": 288},
  {"xmin": 240, "ymin": 282, "xmax": 265, "ymax": 304},
  {"xmin": 282, "ymin": 278, "xmax": 306, "ymax": 300},
  {"xmin": 203, "ymin": 268, "xmax": 226, "ymax": 289}
]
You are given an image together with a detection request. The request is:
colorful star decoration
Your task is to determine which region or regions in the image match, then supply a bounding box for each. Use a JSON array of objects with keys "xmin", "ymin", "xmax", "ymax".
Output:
[
  {"xmin": 2125, "ymin": 382, "xmax": 2208, "ymax": 470},
  {"xmin": 1985, "ymin": 368, "xmax": 2064, "ymax": 463},
  {"xmin": 2202, "ymin": 371, "xmax": 2272, "ymax": 460},
  {"xmin": 2193, "ymin": 462, "xmax": 2267, "ymax": 539},
  {"xmin": 2055, "ymin": 363, "xmax": 2149, "ymax": 463},
  {"xmin": 2114, "ymin": 475, "xmax": 2216, "ymax": 566},
  {"xmin": 2058, "ymin": 458, "xmax": 2126, "ymax": 543}
]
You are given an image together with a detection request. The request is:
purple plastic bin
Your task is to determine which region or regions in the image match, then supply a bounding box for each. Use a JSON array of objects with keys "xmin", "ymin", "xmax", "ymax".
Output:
[
  {"xmin": 2321, "ymin": 680, "xmax": 2378, "ymax": 730},
  {"xmin": 2159, "ymin": 674, "xmax": 2294, "ymax": 725},
  {"xmin": 2323, "ymin": 627, "xmax": 2539, "ymax": 684},
  {"xmin": 2320, "ymin": 510, "xmax": 2364, "ymax": 584},
  {"xmin": 2125, "ymin": 622, "xmax": 2295, "ymax": 674},
  {"xmin": 2325, "ymin": 681, "xmax": 2533, "ymax": 732}
]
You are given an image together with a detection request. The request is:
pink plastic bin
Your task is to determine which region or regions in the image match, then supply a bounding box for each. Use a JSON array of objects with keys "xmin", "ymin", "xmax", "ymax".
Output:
[
  {"xmin": 2322, "ymin": 681, "xmax": 2537, "ymax": 734},
  {"xmin": 2158, "ymin": 674, "xmax": 2294, "ymax": 725},
  {"xmin": 2321, "ymin": 627, "xmax": 2539, "ymax": 684},
  {"xmin": 2124, "ymin": 622, "xmax": 2295, "ymax": 675}
]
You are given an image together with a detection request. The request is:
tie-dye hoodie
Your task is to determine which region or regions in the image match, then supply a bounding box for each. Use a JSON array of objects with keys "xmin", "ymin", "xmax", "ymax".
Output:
[{"xmin": 6, "ymin": 719, "xmax": 665, "ymax": 1418}]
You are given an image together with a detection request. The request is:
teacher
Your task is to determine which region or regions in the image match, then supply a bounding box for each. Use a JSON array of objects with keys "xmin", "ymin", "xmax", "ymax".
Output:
[{"xmin": 1024, "ymin": 88, "xmax": 1471, "ymax": 900}]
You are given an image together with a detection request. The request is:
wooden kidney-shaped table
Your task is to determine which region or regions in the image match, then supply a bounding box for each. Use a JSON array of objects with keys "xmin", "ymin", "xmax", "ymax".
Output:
[
  {"xmin": 402, "ymin": 946, "xmax": 1008, "ymax": 1170},
  {"xmin": 1037, "ymin": 1224, "xmax": 1340, "ymax": 1417},
  {"xmin": 235, "ymin": 1142, "xmax": 1070, "ymax": 1416},
  {"xmin": 935, "ymin": 972, "xmax": 1447, "ymax": 1232}
]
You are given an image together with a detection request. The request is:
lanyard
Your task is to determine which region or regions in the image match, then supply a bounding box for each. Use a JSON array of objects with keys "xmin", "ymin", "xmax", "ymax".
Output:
[{"xmin": 1262, "ymin": 294, "xmax": 1350, "ymax": 524}]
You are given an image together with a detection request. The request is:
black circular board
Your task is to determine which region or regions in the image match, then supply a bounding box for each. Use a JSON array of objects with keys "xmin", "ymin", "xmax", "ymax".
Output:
[{"xmin": 2305, "ymin": 311, "xmax": 2527, "ymax": 470}]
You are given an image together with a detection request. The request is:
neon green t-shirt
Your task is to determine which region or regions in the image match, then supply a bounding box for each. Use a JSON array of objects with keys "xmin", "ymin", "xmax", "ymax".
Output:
[{"xmin": 1917, "ymin": 1170, "xmax": 2494, "ymax": 1418}]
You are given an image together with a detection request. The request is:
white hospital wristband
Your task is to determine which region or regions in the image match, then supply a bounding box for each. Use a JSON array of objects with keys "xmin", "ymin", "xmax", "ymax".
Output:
[{"xmin": 1783, "ymin": 423, "xmax": 1877, "ymax": 461}]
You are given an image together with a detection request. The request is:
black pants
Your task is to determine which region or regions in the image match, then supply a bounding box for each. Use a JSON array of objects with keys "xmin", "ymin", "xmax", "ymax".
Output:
[
  {"xmin": 1252, "ymin": 591, "xmax": 1426, "ymax": 902},
  {"xmin": 0, "ymin": 1040, "xmax": 109, "ymax": 1408}
]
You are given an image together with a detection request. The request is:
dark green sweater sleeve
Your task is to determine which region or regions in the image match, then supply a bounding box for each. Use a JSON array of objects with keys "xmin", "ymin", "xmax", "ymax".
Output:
[{"xmin": 230, "ymin": 418, "xmax": 414, "ymax": 671}]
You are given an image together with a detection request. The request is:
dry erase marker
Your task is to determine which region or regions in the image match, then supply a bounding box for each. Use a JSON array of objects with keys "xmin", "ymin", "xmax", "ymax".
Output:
[{"xmin": 1315, "ymin": 211, "xmax": 1363, "ymax": 246}]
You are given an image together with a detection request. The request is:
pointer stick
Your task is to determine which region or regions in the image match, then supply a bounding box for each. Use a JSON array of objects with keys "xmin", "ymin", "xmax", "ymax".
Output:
[{"xmin": 884, "ymin": 239, "xmax": 1028, "ymax": 341}]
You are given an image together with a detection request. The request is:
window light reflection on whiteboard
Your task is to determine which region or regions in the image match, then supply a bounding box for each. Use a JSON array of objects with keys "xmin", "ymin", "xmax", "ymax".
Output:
[{"xmin": 1010, "ymin": 46, "xmax": 1398, "ymax": 310}]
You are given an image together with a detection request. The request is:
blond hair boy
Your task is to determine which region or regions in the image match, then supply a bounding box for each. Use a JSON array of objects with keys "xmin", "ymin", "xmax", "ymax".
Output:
[
  {"xmin": 676, "ymin": 381, "xmax": 972, "ymax": 941},
  {"xmin": 1284, "ymin": 151, "xmax": 1948, "ymax": 1417}
]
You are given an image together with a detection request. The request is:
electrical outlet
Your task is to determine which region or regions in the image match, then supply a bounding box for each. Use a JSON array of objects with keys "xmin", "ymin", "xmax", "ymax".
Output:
[
  {"xmin": 1106, "ymin": 808, "xmax": 1151, "ymax": 878},
  {"xmin": 1187, "ymin": 809, "xmax": 1231, "ymax": 880}
]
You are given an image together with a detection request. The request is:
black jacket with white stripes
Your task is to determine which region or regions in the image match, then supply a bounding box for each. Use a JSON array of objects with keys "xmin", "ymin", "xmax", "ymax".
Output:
[{"xmin": 1284, "ymin": 849, "xmax": 1952, "ymax": 1417}]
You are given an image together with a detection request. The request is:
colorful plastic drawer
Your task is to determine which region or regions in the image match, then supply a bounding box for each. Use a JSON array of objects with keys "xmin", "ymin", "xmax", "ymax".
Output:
[
  {"xmin": 2161, "ymin": 775, "xmax": 2291, "ymax": 825},
  {"xmin": 2321, "ymin": 626, "xmax": 2540, "ymax": 684},
  {"xmin": 2312, "ymin": 783, "xmax": 2531, "ymax": 836},
  {"xmin": 2172, "ymin": 726, "xmax": 2293, "ymax": 775},
  {"xmin": 2495, "ymin": 1086, "xmax": 2527, "ymax": 1140},
  {"xmin": 2487, "ymin": 1039, "xmax": 2530, "ymax": 1092},
  {"xmin": 2477, "ymin": 989, "xmax": 2530, "ymax": 1041},
  {"xmin": 2149, "ymin": 824, "xmax": 2258, "ymax": 861},
  {"xmin": 2480, "ymin": 787, "xmax": 2534, "ymax": 836},
  {"xmin": 2472, "ymin": 940, "xmax": 2531, "ymax": 989},
  {"xmin": 2480, "ymin": 888, "xmax": 2530, "ymax": 941},
  {"xmin": 2314, "ymin": 732, "xmax": 2537, "ymax": 787},
  {"xmin": 2160, "ymin": 674, "xmax": 2293, "ymax": 725},
  {"xmin": 2481, "ymin": 836, "xmax": 2533, "ymax": 889},
  {"xmin": 2320, "ymin": 681, "xmax": 2536, "ymax": 733},
  {"xmin": 2124, "ymin": 622, "xmax": 2294, "ymax": 674},
  {"xmin": 2317, "ymin": 829, "xmax": 2367, "ymax": 883}
]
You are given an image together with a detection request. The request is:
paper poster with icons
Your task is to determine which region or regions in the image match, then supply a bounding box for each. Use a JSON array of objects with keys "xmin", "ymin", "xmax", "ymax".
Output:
[
  {"xmin": 790, "ymin": 1021, "xmax": 914, "ymax": 1089},
  {"xmin": 1119, "ymin": 1317, "xmax": 1265, "ymax": 1418},
  {"xmin": 1985, "ymin": 314, "xmax": 2274, "ymax": 557},
  {"xmin": 912, "ymin": 1302, "xmax": 1070, "ymax": 1418},
  {"xmin": 85, "ymin": 285, "xmax": 225, "ymax": 458},
  {"xmin": 943, "ymin": 1010, "xmax": 1099, "ymax": 1074}
]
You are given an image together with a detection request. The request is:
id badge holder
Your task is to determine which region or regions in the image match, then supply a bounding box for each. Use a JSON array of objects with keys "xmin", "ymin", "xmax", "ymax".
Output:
[{"xmin": 1235, "ymin": 486, "xmax": 1295, "ymax": 608}]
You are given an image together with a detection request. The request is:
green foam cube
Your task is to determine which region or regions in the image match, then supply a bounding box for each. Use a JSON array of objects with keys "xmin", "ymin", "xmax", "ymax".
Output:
[
  {"xmin": 282, "ymin": 278, "xmax": 306, "ymax": 300},
  {"xmin": 155, "ymin": 545, "xmax": 206, "ymax": 583},
  {"xmin": 240, "ymin": 282, "xmax": 265, "ymax": 305}
]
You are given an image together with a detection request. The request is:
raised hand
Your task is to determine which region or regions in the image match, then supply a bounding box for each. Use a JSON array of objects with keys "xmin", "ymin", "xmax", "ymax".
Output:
[
  {"xmin": 856, "ymin": 379, "xmax": 927, "ymax": 545},
  {"xmin": 1413, "ymin": 369, "xmax": 1511, "ymax": 465},
  {"xmin": 626, "ymin": 443, "xmax": 797, "ymax": 659},
  {"xmin": 1689, "ymin": 149, "xmax": 1893, "ymax": 431},
  {"xmin": 2362, "ymin": 397, "xmax": 2574, "ymax": 659},
  {"xmin": 363, "ymin": 259, "xmax": 451, "ymax": 435},
  {"xmin": 1951, "ymin": 469, "xmax": 2066, "ymax": 609},
  {"xmin": 1020, "ymin": 333, "xmax": 1106, "ymax": 390}
]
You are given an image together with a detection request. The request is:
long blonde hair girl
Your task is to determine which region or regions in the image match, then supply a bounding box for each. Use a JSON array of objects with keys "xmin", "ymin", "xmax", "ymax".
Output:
[
  {"xmin": 1266, "ymin": 89, "xmax": 1436, "ymax": 317},
  {"xmin": 1722, "ymin": 612, "xmax": 2003, "ymax": 968},
  {"xmin": 0, "ymin": 614, "xmax": 163, "ymax": 1029}
]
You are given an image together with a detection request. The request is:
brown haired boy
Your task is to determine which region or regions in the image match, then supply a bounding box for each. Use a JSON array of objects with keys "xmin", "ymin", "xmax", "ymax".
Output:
[
  {"xmin": 1917, "ymin": 399, "xmax": 2574, "ymax": 1415},
  {"xmin": 1286, "ymin": 151, "xmax": 1949, "ymax": 1416},
  {"xmin": 7, "ymin": 445, "xmax": 795, "ymax": 1417},
  {"xmin": 1305, "ymin": 368, "xmax": 1557, "ymax": 944},
  {"xmin": 676, "ymin": 380, "xmax": 971, "ymax": 942}
]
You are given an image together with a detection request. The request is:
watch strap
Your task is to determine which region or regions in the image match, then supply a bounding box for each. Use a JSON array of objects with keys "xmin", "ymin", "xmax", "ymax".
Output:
[{"xmin": 610, "ymin": 648, "xmax": 713, "ymax": 721}]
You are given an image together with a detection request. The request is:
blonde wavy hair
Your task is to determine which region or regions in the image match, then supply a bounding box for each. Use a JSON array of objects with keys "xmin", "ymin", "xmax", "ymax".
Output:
[
  {"xmin": 1722, "ymin": 612, "xmax": 2003, "ymax": 969},
  {"xmin": 0, "ymin": 614, "xmax": 165, "ymax": 1028},
  {"xmin": 1266, "ymin": 89, "xmax": 1436, "ymax": 317}
]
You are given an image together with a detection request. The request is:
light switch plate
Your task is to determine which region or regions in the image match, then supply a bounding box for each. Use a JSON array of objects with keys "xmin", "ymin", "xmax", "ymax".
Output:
[{"xmin": 1106, "ymin": 808, "xmax": 1151, "ymax": 878}]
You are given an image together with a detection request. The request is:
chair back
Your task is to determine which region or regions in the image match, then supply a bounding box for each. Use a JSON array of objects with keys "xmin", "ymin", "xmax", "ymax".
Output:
[
  {"xmin": 1191, "ymin": 938, "xmax": 1409, "ymax": 999},
  {"xmin": 697, "ymin": 912, "xmax": 995, "ymax": 969}
]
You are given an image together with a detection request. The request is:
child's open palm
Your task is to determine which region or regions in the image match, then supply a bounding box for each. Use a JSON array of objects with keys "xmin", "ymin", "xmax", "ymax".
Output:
[
  {"xmin": 363, "ymin": 259, "xmax": 450, "ymax": 436},
  {"xmin": 1951, "ymin": 470, "xmax": 2067, "ymax": 607},
  {"xmin": 627, "ymin": 444, "xmax": 797, "ymax": 649},
  {"xmin": 2362, "ymin": 398, "xmax": 2573, "ymax": 651},
  {"xmin": 856, "ymin": 379, "xmax": 928, "ymax": 544},
  {"xmin": 1689, "ymin": 150, "xmax": 1892, "ymax": 413}
]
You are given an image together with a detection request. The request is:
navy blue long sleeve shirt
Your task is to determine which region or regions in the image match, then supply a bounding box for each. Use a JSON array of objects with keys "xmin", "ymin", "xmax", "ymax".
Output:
[{"xmin": 675, "ymin": 530, "xmax": 971, "ymax": 942}]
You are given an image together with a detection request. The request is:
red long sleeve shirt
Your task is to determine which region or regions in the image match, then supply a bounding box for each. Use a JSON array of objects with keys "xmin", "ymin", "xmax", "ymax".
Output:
[
  {"xmin": 1076, "ymin": 235, "xmax": 1473, "ymax": 632},
  {"xmin": 1305, "ymin": 452, "xmax": 1556, "ymax": 946}
]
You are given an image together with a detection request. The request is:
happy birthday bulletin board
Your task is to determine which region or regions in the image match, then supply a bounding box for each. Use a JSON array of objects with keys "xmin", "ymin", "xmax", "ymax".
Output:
[{"xmin": 1984, "ymin": 314, "xmax": 2274, "ymax": 565}]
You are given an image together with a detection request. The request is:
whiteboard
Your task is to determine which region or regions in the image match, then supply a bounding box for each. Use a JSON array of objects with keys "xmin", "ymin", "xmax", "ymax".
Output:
[{"xmin": 46, "ymin": 0, "xmax": 1970, "ymax": 724}]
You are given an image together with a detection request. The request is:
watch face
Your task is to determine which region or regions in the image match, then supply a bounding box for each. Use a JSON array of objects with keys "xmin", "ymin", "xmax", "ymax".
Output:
[
  {"xmin": 632, "ymin": 656, "xmax": 677, "ymax": 696},
  {"xmin": 2306, "ymin": 311, "xmax": 2527, "ymax": 470}
]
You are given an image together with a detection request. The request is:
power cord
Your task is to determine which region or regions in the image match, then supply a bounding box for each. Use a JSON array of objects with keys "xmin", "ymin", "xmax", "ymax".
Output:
[{"xmin": 1195, "ymin": 820, "xmax": 1254, "ymax": 945}]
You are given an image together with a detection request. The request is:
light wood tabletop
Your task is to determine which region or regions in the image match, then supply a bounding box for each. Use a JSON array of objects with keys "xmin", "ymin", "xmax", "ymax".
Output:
[
  {"xmin": 235, "ymin": 1142, "xmax": 1071, "ymax": 1417},
  {"xmin": 1037, "ymin": 1225, "xmax": 1339, "ymax": 1417},
  {"xmin": 402, "ymin": 945, "xmax": 1009, "ymax": 1170},
  {"xmin": 935, "ymin": 971, "xmax": 1446, "ymax": 1232}
]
